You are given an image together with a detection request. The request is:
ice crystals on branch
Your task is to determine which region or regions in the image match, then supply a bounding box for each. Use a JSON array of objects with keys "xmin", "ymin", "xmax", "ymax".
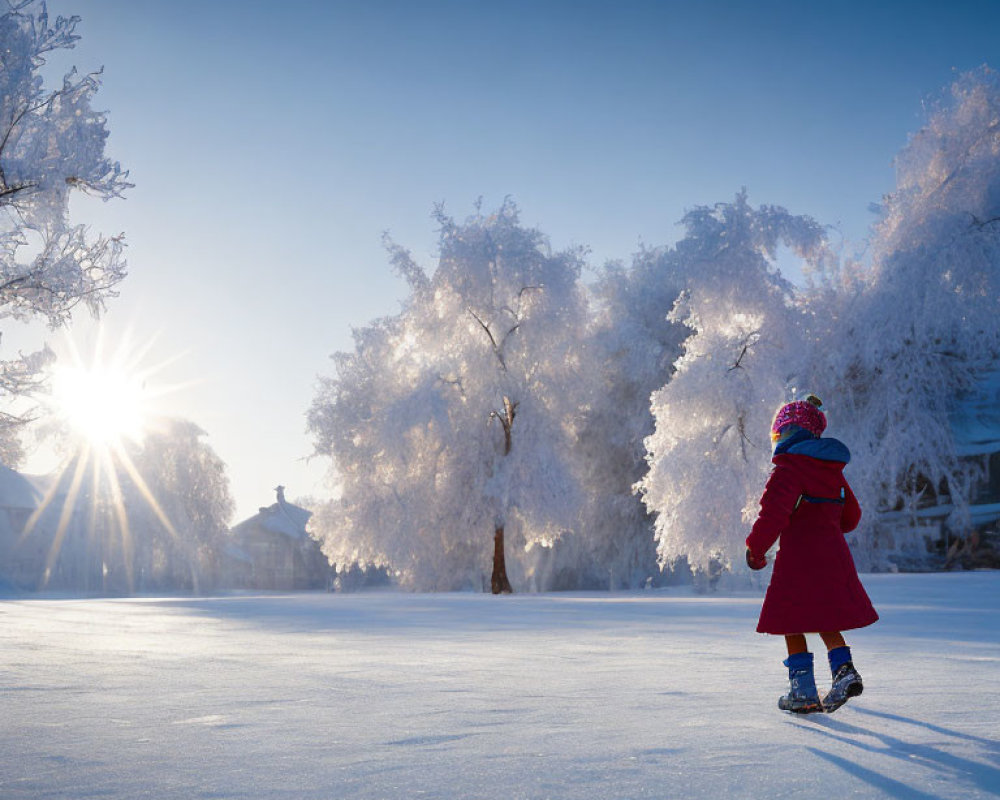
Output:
[{"xmin": 0, "ymin": 1, "xmax": 130, "ymax": 462}]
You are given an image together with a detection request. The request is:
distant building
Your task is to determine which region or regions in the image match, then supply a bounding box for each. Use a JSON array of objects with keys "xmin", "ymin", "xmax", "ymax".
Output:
[
  {"xmin": 878, "ymin": 369, "xmax": 1000, "ymax": 568},
  {"xmin": 0, "ymin": 465, "xmax": 96, "ymax": 592},
  {"xmin": 228, "ymin": 486, "xmax": 330, "ymax": 590},
  {"xmin": 0, "ymin": 465, "xmax": 46, "ymax": 591}
]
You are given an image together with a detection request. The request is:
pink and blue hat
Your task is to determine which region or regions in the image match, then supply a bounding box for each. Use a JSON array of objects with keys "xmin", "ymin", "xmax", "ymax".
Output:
[{"xmin": 770, "ymin": 394, "xmax": 826, "ymax": 442}]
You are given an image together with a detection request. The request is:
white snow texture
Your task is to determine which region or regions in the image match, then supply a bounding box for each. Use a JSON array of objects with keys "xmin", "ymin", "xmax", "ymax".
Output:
[{"xmin": 2, "ymin": 572, "xmax": 998, "ymax": 799}]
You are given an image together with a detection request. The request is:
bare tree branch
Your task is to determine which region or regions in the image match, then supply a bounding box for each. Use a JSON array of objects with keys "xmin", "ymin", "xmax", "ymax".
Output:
[
  {"xmin": 489, "ymin": 396, "xmax": 518, "ymax": 455},
  {"xmin": 727, "ymin": 330, "xmax": 760, "ymax": 372},
  {"xmin": 468, "ymin": 307, "xmax": 507, "ymax": 371},
  {"xmin": 970, "ymin": 213, "xmax": 1000, "ymax": 230}
]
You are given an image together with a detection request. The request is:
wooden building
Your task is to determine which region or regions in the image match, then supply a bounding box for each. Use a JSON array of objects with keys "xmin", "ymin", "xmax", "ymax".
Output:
[{"xmin": 228, "ymin": 486, "xmax": 329, "ymax": 590}]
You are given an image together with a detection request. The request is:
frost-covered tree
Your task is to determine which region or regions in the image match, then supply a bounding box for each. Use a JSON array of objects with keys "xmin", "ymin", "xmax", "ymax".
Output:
[
  {"xmin": 564, "ymin": 247, "xmax": 688, "ymax": 588},
  {"xmin": 116, "ymin": 418, "xmax": 234, "ymax": 592},
  {"xmin": 0, "ymin": 2, "xmax": 129, "ymax": 454},
  {"xmin": 24, "ymin": 417, "xmax": 233, "ymax": 593},
  {"xmin": 638, "ymin": 192, "xmax": 832, "ymax": 580},
  {"xmin": 639, "ymin": 70, "xmax": 1000, "ymax": 576},
  {"xmin": 819, "ymin": 67, "xmax": 1000, "ymax": 567},
  {"xmin": 309, "ymin": 202, "xmax": 588, "ymax": 591}
]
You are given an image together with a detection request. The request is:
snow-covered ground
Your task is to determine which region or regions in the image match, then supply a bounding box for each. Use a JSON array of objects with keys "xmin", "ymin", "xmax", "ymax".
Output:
[{"xmin": 2, "ymin": 572, "xmax": 998, "ymax": 800}]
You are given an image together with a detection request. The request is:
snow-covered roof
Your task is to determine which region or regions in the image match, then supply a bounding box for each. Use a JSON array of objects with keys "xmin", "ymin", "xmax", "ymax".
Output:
[
  {"xmin": 259, "ymin": 501, "xmax": 311, "ymax": 539},
  {"xmin": 879, "ymin": 500, "xmax": 1000, "ymax": 532},
  {"xmin": 0, "ymin": 465, "xmax": 44, "ymax": 510},
  {"xmin": 952, "ymin": 368, "xmax": 1000, "ymax": 457},
  {"xmin": 232, "ymin": 487, "xmax": 313, "ymax": 541}
]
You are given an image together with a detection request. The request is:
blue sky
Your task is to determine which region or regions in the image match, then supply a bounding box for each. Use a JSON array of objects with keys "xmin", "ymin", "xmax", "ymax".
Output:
[{"xmin": 12, "ymin": 0, "xmax": 1000, "ymax": 520}]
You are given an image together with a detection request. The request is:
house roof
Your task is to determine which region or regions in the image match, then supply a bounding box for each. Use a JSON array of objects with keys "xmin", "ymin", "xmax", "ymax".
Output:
[
  {"xmin": 0, "ymin": 465, "xmax": 44, "ymax": 510},
  {"xmin": 231, "ymin": 487, "xmax": 313, "ymax": 541},
  {"xmin": 952, "ymin": 368, "xmax": 1000, "ymax": 457}
]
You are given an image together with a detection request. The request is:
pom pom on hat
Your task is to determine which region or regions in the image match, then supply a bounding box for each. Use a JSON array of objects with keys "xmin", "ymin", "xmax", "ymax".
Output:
[{"xmin": 771, "ymin": 394, "xmax": 826, "ymax": 441}]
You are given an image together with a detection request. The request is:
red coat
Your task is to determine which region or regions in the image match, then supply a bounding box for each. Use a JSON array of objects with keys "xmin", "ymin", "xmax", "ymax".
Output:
[{"xmin": 746, "ymin": 439, "xmax": 878, "ymax": 635}]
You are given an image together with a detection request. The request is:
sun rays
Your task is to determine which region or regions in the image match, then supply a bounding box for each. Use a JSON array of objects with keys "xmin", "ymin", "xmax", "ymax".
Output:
[{"xmin": 21, "ymin": 326, "xmax": 194, "ymax": 592}]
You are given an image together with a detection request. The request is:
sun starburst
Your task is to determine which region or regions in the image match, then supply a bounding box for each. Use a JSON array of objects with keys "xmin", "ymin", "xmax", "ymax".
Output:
[{"xmin": 21, "ymin": 325, "xmax": 197, "ymax": 593}]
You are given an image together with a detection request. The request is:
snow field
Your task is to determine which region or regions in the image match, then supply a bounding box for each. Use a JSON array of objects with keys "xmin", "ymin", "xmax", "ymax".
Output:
[{"xmin": 1, "ymin": 572, "xmax": 998, "ymax": 800}]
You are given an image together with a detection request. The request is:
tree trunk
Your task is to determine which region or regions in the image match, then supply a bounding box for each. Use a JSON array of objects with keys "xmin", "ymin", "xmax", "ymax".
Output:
[
  {"xmin": 489, "ymin": 395, "xmax": 517, "ymax": 594},
  {"xmin": 491, "ymin": 525, "xmax": 513, "ymax": 594}
]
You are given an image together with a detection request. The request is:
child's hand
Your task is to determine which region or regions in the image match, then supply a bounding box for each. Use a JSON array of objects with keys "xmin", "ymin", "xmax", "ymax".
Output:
[{"xmin": 745, "ymin": 547, "xmax": 767, "ymax": 570}]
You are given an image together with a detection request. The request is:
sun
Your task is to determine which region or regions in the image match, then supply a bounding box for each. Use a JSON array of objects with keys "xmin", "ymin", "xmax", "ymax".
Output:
[
  {"xmin": 48, "ymin": 324, "xmax": 186, "ymax": 447},
  {"xmin": 52, "ymin": 363, "xmax": 147, "ymax": 445},
  {"xmin": 23, "ymin": 325, "xmax": 195, "ymax": 592}
]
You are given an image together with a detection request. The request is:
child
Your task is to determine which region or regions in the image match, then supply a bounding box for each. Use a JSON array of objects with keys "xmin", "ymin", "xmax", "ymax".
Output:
[{"xmin": 745, "ymin": 395, "xmax": 879, "ymax": 714}]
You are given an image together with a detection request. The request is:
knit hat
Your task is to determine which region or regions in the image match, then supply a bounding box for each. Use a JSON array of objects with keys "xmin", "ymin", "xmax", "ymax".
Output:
[{"xmin": 770, "ymin": 394, "xmax": 826, "ymax": 441}]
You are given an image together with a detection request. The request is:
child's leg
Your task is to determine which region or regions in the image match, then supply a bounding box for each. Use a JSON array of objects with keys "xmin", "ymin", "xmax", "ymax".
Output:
[
  {"xmin": 779, "ymin": 634, "xmax": 820, "ymax": 713},
  {"xmin": 817, "ymin": 630, "xmax": 863, "ymax": 712},
  {"xmin": 820, "ymin": 631, "xmax": 852, "ymax": 673}
]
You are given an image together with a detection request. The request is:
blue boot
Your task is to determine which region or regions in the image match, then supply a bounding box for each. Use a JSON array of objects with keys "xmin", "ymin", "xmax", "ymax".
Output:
[
  {"xmin": 822, "ymin": 646, "xmax": 863, "ymax": 713},
  {"xmin": 778, "ymin": 652, "xmax": 822, "ymax": 714}
]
